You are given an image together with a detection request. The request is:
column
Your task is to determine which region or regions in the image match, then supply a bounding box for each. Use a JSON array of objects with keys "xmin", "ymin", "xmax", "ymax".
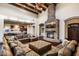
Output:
[{"xmin": 59, "ymin": 20, "xmax": 65, "ymax": 42}]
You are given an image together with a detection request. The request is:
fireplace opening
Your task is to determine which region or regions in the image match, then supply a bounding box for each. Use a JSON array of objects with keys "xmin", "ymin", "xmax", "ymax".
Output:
[{"xmin": 46, "ymin": 31, "xmax": 55, "ymax": 39}]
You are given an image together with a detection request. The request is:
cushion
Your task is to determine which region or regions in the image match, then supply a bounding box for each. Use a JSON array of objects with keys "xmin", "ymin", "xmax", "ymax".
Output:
[
  {"xmin": 70, "ymin": 40, "xmax": 77, "ymax": 45},
  {"xmin": 14, "ymin": 46, "xmax": 25, "ymax": 56},
  {"xmin": 3, "ymin": 49, "xmax": 13, "ymax": 56},
  {"xmin": 2, "ymin": 49, "xmax": 7, "ymax": 56},
  {"xmin": 15, "ymin": 34, "xmax": 23, "ymax": 39},
  {"xmin": 75, "ymin": 44, "xmax": 79, "ymax": 56},
  {"xmin": 23, "ymin": 34, "xmax": 28, "ymax": 38},
  {"xmin": 56, "ymin": 44, "xmax": 63, "ymax": 49},
  {"xmin": 6, "ymin": 36, "xmax": 15, "ymax": 41},
  {"xmin": 58, "ymin": 47, "xmax": 72, "ymax": 56},
  {"xmin": 67, "ymin": 40, "xmax": 77, "ymax": 52},
  {"xmin": 62, "ymin": 40, "xmax": 70, "ymax": 47},
  {"xmin": 22, "ymin": 47, "xmax": 31, "ymax": 53},
  {"xmin": 10, "ymin": 42, "xmax": 18, "ymax": 48},
  {"xmin": 8, "ymin": 40, "xmax": 14, "ymax": 44},
  {"xmin": 5, "ymin": 50, "xmax": 13, "ymax": 56},
  {"xmin": 14, "ymin": 40, "xmax": 24, "ymax": 47},
  {"xmin": 3, "ymin": 43, "xmax": 13, "ymax": 56}
]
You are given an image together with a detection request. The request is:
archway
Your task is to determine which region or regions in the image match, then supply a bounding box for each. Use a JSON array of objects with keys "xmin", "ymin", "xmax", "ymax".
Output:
[{"xmin": 65, "ymin": 16, "xmax": 79, "ymax": 42}]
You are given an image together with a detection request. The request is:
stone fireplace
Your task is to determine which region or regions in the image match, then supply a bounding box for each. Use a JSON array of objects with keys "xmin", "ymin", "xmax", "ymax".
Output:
[
  {"xmin": 45, "ymin": 21, "xmax": 59, "ymax": 40},
  {"xmin": 45, "ymin": 4, "xmax": 59, "ymax": 40}
]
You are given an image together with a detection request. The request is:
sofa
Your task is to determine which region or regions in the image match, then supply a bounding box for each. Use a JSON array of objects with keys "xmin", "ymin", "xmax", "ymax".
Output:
[
  {"xmin": 14, "ymin": 34, "xmax": 38, "ymax": 43},
  {"xmin": 3, "ymin": 36, "xmax": 79, "ymax": 56},
  {"xmin": 2, "ymin": 37, "xmax": 13, "ymax": 56},
  {"xmin": 58, "ymin": 40, "xmax": 79, "ymax": 56},
  {"xmin": 15, "ymin": 34, "xmax": 30, "ymax": 43},
  {"xmin": 3, "ymin": 37, "xmax": 39, "ymax": 56}
]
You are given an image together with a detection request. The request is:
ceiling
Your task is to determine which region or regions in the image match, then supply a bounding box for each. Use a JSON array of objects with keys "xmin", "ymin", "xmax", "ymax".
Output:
[{"xmin": 9, "ymin": 3, "xmax": 50, "ymax": 14}]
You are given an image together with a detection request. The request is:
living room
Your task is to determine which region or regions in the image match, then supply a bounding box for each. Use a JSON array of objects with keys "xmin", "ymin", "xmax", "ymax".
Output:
[{"xmin": 1, "ymin": 3, "xmax": 79, "ymax": 56}]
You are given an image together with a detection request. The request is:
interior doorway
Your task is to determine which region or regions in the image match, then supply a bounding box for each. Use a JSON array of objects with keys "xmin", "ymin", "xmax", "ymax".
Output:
[
  {"xmin": 65, "ymin": 17, "xmax": 79, "ymax": 42},
  {"xmin": 68, "ymin": 23, "xmax": 79, "ymax": 42}
]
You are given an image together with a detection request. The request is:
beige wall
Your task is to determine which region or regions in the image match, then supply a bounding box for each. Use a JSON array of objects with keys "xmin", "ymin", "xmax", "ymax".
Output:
[{"xmin": 0, "ymin": 3, "xmax": 37, "ymax": 22}]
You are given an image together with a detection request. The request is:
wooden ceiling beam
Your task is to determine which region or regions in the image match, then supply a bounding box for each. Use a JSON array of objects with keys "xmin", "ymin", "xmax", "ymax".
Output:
[
  {"xmin": 9, "ymin": 3, "xmax": 38, "ymax": 14},
  {"xmin": 16, "ymin": 3, "xmax": 39, "ymax": 14},
  {"xmin": 40, "ymin": 4, "xmax": 48, "ymax": 10},
  {"xmin": 21, "ymin": 3, "xmax": 42, "ymax": 13},
  {"xmin": 9, "ymin": 3, "xmax": 49, "ymax": 14},
  {"xmin": 32, "ymin": 3, "xmax": 47, "ymax": 10},
  {"xmin": 44, "ymin": 3, "xmax": 50, "ymax": 7}
]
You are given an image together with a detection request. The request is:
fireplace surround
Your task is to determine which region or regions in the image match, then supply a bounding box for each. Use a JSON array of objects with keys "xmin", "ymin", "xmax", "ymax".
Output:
[{"xmin": 45, "ymin": 4, "xmax": 59, "ymax": 40}]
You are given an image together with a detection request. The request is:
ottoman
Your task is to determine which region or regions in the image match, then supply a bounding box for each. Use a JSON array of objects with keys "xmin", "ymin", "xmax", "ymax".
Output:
[{"xmin": 29, "ymin": 40, "xmax": 51, "ymax": 55}]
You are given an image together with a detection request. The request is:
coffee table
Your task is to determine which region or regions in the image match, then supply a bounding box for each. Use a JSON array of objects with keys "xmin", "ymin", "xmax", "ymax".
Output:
[{"xmin": 29, "ymin": 40, "xmax": 52, "ymax": 55}]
